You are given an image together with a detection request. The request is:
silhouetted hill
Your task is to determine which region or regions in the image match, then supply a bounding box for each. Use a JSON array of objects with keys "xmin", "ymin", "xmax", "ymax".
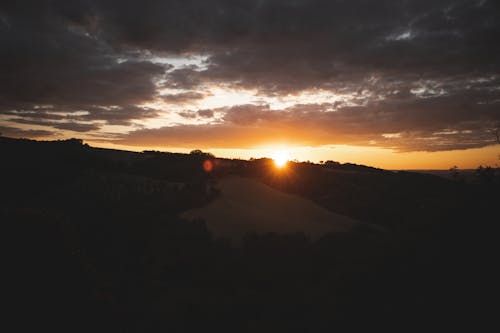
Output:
[{"xmin": 1, "ymin": 136, "xmax": 497, "ymax": 331}]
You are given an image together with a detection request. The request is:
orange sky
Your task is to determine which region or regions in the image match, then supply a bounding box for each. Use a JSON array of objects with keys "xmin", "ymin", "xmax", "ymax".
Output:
[{"xmin": 86, "ymin": 140, "xmax": 499, "ymax": 170}]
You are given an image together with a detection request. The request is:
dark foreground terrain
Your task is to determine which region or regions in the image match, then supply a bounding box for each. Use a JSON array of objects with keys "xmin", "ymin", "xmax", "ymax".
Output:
[{"xmin": 1, "ymin": 137, "xmax": 498, "ymax": 331}]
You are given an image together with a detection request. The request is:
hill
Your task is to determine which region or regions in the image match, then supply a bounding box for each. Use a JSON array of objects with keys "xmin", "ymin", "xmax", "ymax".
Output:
[
  {"xmin": 1, "ymin": 136, "xmax": 497, "ymax": 330},
  {"xmin": 182, "ymin": 176, "xmax": 356, "ymax": 241}
]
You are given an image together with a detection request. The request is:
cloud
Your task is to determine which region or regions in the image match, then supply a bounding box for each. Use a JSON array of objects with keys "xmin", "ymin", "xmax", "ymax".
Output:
[
  {"xmin": 1, "ymin": 0, "xmax": 499, "ymax": 152},
  {"xmin": 92, "ymin": 0, "xmax": 500, "ymax": 93},
  {"xmin": 161, "ymin": 92, "xmax": 207, "ymax": 104},
  {"xmin": 9, "ymin": 118, "xmax": 101, "ymax": 132},
  {"xmin": 0, "ymin": 1, "xmax": 167, "ymax": 133},
  {"xmin": 0, "ymin": 125, "xmax": 54, "ymax": 138},
  {"xmin": 120, "ymin": 88, "xmax": 500, "ymax": 151},
  {"xmin": 197, "ymin": 109, "xmax": 215, "ymax": 118}
]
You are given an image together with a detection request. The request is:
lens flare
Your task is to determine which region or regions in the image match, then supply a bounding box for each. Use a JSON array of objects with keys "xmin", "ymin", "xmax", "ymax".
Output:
[{"xmin": 203, "ymin": 159, "xmax": 213, "ymax": 172}]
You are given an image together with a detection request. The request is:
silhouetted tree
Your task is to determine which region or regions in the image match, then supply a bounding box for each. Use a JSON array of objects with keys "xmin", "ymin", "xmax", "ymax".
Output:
[
  {"xmin": 190, "ymin": 149, "xmax": 215, "ymax": 158},
  {"xmin": 449, "ymin": 165, "xmax": 462, "ymax": 182},
  {"xmin": 476, "ymin": 165, "xmax": 497, "ymax": 184}
]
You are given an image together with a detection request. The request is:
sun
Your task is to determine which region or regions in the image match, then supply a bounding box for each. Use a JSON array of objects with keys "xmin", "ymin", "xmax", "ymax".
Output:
[{"xmin": 272, "ymin": 150, "xmax": 290, "ymax": 168}]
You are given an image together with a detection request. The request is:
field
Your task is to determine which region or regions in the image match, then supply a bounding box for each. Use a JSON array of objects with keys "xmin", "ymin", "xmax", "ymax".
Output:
[{"xmin": 182, "ymin": 176, "xmax": 356, "ymax": 241}]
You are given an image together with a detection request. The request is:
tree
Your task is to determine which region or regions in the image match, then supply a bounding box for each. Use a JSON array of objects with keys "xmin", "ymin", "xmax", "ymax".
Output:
[
  {"xmin": 476, "ymin": 165, "xmax": 496, "ymax": 184},
  {"xmin": 449, "ymin": 165, "xmax": 462, "ymax": 182},
  {"xmin": 189, "ymin": 149, "xmax": 214, "ymax": 158}
]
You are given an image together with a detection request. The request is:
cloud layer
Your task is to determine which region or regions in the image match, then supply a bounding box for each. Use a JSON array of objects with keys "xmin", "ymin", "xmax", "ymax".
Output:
[{"xmin": 1, "ymin": 0, "xmax": 499, "ymax": 151}]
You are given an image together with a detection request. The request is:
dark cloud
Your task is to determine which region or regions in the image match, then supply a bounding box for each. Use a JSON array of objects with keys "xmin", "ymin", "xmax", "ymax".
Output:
[
  {"xmin": 0, "ymin": 125, "xmax": 54, "ymax": 138},
  {"xmin": 0, "ymin": 1, "xmax": 167, "ymax": 133},
  {"xmin": 161, "ymin": 92, "xmax": 207, "ymax": 104},
  {"xmin": 1, "ymin": 0, "xmax": 499, "ymax": 152},
  {"xmin": 99, "ymin": 0, "xmax": 500, "ymax": 92},
  {"xmin": 73, "ymin": 105, "xmax": 160, "ymax": 125},
  {"xmin": 9, "ymin": 118, "xmax": 100, "ymax": 132},
  {"xmin": 178, "ymin": 112, "xmax": 197, "ymax": 119},
  {"xmin": 197, "ymin": 109, "xmax": 214, "ymax": 118},
  {"xmin": 179, "ymin": 108, "xmax": 216, "ymax": 119},
  {"xmin": 2, "ymin": 105, "xmax": 160, "ymax": 129}
]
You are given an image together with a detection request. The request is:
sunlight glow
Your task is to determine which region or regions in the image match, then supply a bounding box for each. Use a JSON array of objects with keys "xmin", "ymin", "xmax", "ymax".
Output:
[{"xmin": 272, "ymin": 150, "xmax": 290, "ymax": 168}]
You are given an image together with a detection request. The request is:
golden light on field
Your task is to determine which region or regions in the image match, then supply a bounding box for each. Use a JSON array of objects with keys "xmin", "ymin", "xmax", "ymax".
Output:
[{"xmin": 272, "ymin": 150, "xmax": 290, "ymax": 168}]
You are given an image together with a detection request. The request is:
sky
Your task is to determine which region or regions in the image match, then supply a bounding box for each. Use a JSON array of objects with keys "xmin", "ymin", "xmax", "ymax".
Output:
[{"xmin": 1, "ymin": 0, "xmax": 499, "ymax": 169}]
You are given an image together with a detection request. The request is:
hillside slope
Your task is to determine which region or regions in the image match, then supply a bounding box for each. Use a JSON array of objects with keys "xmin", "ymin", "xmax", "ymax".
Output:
[{"xmin": 182, "ymin": 176, "xmax": 356, "ymax": 241}]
